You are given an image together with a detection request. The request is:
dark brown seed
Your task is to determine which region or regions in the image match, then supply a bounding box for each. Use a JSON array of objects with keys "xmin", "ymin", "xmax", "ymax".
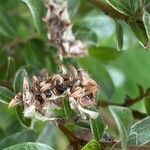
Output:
[
  {"xmin": 56, "ymin": 84, "xmax": 67, "ymax": 94},
  {"xmin": 36, "ymin": 95, "xmax": 44, "ymax": 104},
  {"xmin": 44, "ymin": 89, "xmax": 52, "ymax": 98}
]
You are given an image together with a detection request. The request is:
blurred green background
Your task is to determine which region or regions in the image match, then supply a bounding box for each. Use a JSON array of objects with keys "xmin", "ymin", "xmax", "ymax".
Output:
[{"xmin": 0, "ymin": 0, "xmax": 149, "ymax": 149}]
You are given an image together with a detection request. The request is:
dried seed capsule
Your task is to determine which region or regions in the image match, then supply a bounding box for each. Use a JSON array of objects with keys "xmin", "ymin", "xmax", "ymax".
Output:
[
  {"xmin": 44, "ymin": 89, "xmax": 52, "ymax": 98},
  {"xmin": 36, "ymin": 95, "xmax": 44, "ymax": 104},
  {"xmin": 56, "ymin": 83, "xmax": 67, "ymax": 94}
]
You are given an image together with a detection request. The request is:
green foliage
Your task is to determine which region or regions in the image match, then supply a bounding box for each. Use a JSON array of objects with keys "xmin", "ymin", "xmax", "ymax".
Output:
[
  {"xmin": 13, "ymin": 68, "xmax": 28, "ymax": 93},
  {"xmin": 0, "ymin": 0, "xmax": 150, "ymax": 149},
  {"xmin": 128, "ymin": 117, "xmax": 150, "ymax": 145},
  {"xmin": 0, "ymin": 130, "xmax": 36, "ymax": 149},
  {"xmin": 90, "ymin": 116, "xmax": 105, "ymax": 141},
  {"xmin": 81, "ymin": 140, "xmax": 101, "ymax": 150},
  {"xmin": 21, "ymin": 0, "xmax": 44, "ymax": 33},
  {"xmin": 0, "ymin": 86, "xmax": 15, "ymax": 104},
  {"xmin": 3, "ymin": 142, "xmax": 54, "ymax": 150},
  {"xmin": 16, "ymin": 106, "xmax": 32, "ymax": 128},
  {"xmin": 109, "ymin": 106, "xmax": 133, "ymax": 150},
  {"xmin": 115, "ymin": 21, "xmax": 123, "ymax": 50}
]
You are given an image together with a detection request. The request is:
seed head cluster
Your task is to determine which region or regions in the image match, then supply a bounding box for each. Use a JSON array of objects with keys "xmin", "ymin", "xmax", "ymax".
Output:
[
  {"xmin": 9, "ymin": 66, "xmax": 99, "ymax": 121},
  {"xmin": 44, "ymin": 0, "xmax": 88, "ymax": 59}
]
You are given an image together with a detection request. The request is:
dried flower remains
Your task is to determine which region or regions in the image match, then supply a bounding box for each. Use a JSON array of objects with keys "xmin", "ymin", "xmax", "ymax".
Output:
[
  {"xmin": 44, "ymin": 0, "xmax": 88, "ymax": 59},
  {"xmin": 9, "ymin": 66, "xmax": 99, "ymax": 121}
]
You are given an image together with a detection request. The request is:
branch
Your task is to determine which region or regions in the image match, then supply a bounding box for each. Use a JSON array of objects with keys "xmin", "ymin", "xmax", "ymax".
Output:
[
  {"xmin": 88, "ymin": 0, "xmax": 128, "ymax": 21},
  {"xmin": 122, "ymin": 89, "xmax": 150, "ymax": 107},
  {"xmin": 57, "ymin": 119, "xmax": 150, "ymax": 150}
]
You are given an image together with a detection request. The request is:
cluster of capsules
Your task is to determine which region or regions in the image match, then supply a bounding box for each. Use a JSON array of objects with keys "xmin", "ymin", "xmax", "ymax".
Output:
[
  {"xmin": 44, "ymin": 0, "xmax": 87, "ymax": 59},
  {"xmin": 9, "ymin": 66, "xmax": 99, "ymax": 121}
]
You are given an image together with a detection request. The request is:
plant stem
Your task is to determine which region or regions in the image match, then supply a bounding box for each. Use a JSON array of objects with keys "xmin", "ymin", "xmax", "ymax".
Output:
[{"xmin": 88, "ymin": 0, "xmax": 128, "ymax": 21}]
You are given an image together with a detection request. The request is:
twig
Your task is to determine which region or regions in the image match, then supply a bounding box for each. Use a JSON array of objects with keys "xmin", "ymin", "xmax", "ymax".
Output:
[
  {"xmin": 57, "ymin": 119, "xmax": 150, "ymax": 150},
  {"xmin": 97, "ymin": 89, "xmax": 150, "ymax": 108},
  {"xmin": 88, "ymin": 0, "xmax": 128, "ymax": 21},
  {"xmin": 122, "ymin": 90, "xmax": 150, "ymax": 107}
]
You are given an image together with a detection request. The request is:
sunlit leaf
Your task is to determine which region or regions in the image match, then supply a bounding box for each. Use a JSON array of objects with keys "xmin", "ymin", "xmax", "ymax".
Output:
[
  {"xmin": 81, "ymin": 140, "xmax": 101, "ymax": 150},
  {"xmin": 109, "ymin": 106, "xmax": 133, "ymax": 150},
  {"xmin": 144, "ymin": 96, "xmax": 150, "ymax": 114}
]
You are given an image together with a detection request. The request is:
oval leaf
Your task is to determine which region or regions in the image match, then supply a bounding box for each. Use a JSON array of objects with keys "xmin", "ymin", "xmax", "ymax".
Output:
[
  {"xmin": 89, "ymin": 46, "xmax": 122, "ymax": 63},
  {"xmin": 21, "ymin": 0, "xmax": 44, "ymax": 32},
  {"xmin": 6, "ymin": 56, "xmax": 15, "ymax": 80},
  {"xmin": 143, "ymin": 11, "xmax": 150, "ymax": 39},
  {"xmin": 81, "ymin": 140, "xmax": 101, "ymax": 150},
  {"xmin": 13, "ymin": 68, "xmax": 28, "ymax": 93},
  {"xmin": 128, "ymin": 116, "xmax": 150, "ymax": 145},
  {"xmin": 90, "ymin": 116, "xmax": 105, "ymax": 141},
  {"xmin": 129, "ymin": 22, "xmax": 149, "ymax": 48},
  {"xmin": 0, "ymin": 86, "xmax": 15, "ymax": 104},
  {"xmin": 16, "ymin": 106, "xmax": 32, "ymax": 128},
  {"xmin": 109, "ymin": 106, "xmax": 133, "ymax": 150},
  {"xmin": 115, "ymin": 21, "xmax": 123, "ymax": 50},
  {"xmin": 106, "ymin": 0, "xmax": 140, "ymax": 16},
  {"xmin": 0, "ymin": 130, "xmax": 36, "ymax": 149},
  {"xmin": 3, "ymin": 142, "xmax": 53, "ymax": 150},
  {"xmin": 0, "ymin": 10, "xmax": 17, "ymax": 38}
]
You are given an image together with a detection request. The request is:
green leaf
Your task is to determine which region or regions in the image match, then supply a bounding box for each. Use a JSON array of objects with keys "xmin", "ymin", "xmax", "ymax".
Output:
[
  {"xmin": 81, "ymin": 140, "xmax": 101, "ymax": 150},
  {"xmin": 16, "ymin": 106, "xmax": 32, "ymax": 128},
  {"xmin": 78, "ymin": 57, "xmax": 115, "ymax": 98},
  {"xmin": 21, "ymin": 0, "xmax": 44, "ymax": 32},
  {"xmin": 0, "ymin": 10, "xmax": 17, "ymax": 37},
  {"xmin": 109, "ymin": 106, "xmax": 133, "ymax": 150},
  {"xmin": 143, "ymin": 11, "xmax": 150, "ymax": 49},
  {"xmin": 129, "ymin": 22, "xmax": 149, "ymax": 48},
  {"xmin": 143, "ymin": 11, "xmax": 150, "ymax": 39},
  {"xmin": 89, "ymin": 46, "xmax": 122, "ymax": 62},
  {"xmin": 0, "ymin": 130, "xmax": 36, "ymax": 149},
  {"xmin": 13, "ymin": 68, "xmax": 28, "ymax": 93},
  {"xmin": 0, "ymin": 127, "xmax": 5, "ymax": 140},
  {"xmin": 6, "ymin": 57, "xmax": 15, "ymax": 80},
  {"xmin": 73, "ymin": 25, "xmax": 98, "ymax": 46},
  {"xmin": 63, "ymin": 100, "xmax": 75, "ymax": 118},
  {"xmin": 90, "ymin": 116, "xmax": 105, "ymax": 141},
  {"xmin": 106, "ymin": 0, "xmax": 140, "ymax": 16},
  {"xmin": 68, "ymin": 0, "xmax": 80, "ymax": 18},
  {"xmin": 144, "ymin": 96, "xmax": 150, "ymax": 114},
  {"xmin": 37, "ymin": 123, "xmax": 57, "ymax": 147},
  {"xmin": 75, "ymin": 120, "xmax": 90, "ymax": 129},
  {"xmin": 4, "ymin": 142, "xmax": 53, "ymax": 150},
  {"xmin": 23, "ymin": 42, "xmax": 45, "ymax": 70},
  {"xmin": 0, "ymin": 86, "xmax": 15, "ymax": 104},
  {"xmin": 115, "ymin": 21, "xmax": 123, "ymax": 50},
  {"xmin": 128, "ymin": 116, "xmax": 150, "ymax": 145}
]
